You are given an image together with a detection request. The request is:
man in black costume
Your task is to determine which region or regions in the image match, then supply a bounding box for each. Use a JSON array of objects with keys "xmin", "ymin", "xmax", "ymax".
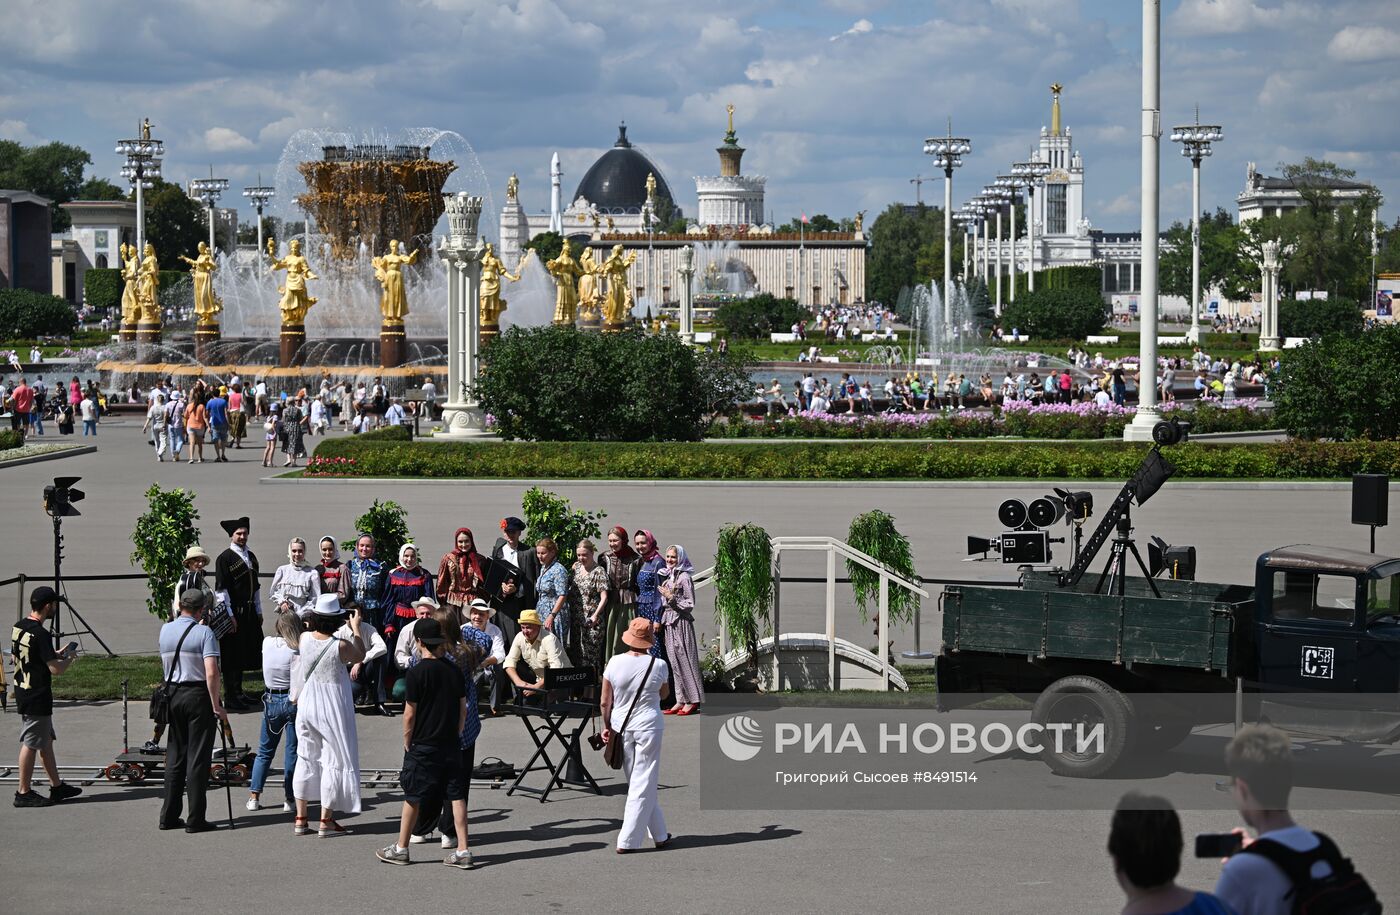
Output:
[
  {"xmin": 213, "ymin": 516, "xmax": 262, "ymax": 710},
  {"xmin": 489, "ymin": 516, "xmax": 539, "ymax": 650}
]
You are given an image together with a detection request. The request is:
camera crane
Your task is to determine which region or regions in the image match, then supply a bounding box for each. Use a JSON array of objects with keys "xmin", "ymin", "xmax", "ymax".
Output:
[{"xmin": 1056, "ymin": 422, "xmax": 1188, "ymax": 597}]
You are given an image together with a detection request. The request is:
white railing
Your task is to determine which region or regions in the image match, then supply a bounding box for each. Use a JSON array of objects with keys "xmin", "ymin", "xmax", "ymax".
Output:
[{"xmin": 694, "ymin": 535, "xmax": 929, "ymax": 691}]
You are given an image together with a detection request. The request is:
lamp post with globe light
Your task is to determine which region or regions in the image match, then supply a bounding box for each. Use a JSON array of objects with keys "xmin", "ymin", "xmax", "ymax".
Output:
[
  {"xmin": 995, "ymin": 175, "xmax": 1022, "ymax": 303},
  {"xmin": 923, "ymin": 122, "xmax": 972, "ymax": 326},
  {"xmin": 1012, "ymin": 160, "xmax": 1050, "ymax": 289},
  {"xmin": 190, "ymin": 169, "xmax": 230, "ymax": 254},
  {"xmin": 1170, "ymin": 110, "xmax": 1223, "ymax": 343},
  {"xmin": 242, "ymin": 178, "xmax": 276, "ymax": 275},
  {"xmin": 983, "ymin": 185, "xmax": 1010, "ymax": 313},
  {"xmin": 971, "ymin": 196, "xmax": 992, "ymax": 281},
  {"xmin": 116, "ymin": 122, "xmax": 163, "ymax": 342}
]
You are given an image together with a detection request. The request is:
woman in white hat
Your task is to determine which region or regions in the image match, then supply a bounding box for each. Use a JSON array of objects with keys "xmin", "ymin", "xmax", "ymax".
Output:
[
  {"xmin": 172, "ymin": 545, "xmax": 216, "ymax": 622},
  {"xmin": 602, "ymin": 617, "xmax": 673, "ymax": 853},
  {"xmin": 291, "ymin": 592, "xmax": 365, "ymax": 837}
]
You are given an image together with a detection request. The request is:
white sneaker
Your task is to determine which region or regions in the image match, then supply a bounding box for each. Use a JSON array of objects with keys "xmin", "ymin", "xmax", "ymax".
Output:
[
  {"xmin": 245, "ymin": 796, "xmax": 260, "ymax": 811},
  {"xmin": 377, "ymin": 844, "xmax": 410, "ymax": 866},
  {"xmin": 444, "ymin": 849, "xmax": 474, "ymax": 869},
  {"xmin": 442, "ymin": 835, "xmax": 454, "ymax": 849},
  {"xmin": 409, "ymin": 832, "xmax": 436, "ymax": 845},
  {"xmin": 282, "ymin": 801, "xmax": 294, "ymax": 812}
]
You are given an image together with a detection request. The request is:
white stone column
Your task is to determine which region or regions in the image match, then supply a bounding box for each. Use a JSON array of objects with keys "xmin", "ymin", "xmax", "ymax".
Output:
[
  {"xmin": 1125, "ymin": 0, "xmax": 1162, "ymax": 442},
  {"xmin": 678, "ymin": 244, "xmax": 696, "ymax": 344},
  {"xmin": 436, "ymin": 193, "xmax": 493, "ymax": 438},
  {"xmin": 1259, "ymin": 239, "xmax": 1281, "ymax": 352}
]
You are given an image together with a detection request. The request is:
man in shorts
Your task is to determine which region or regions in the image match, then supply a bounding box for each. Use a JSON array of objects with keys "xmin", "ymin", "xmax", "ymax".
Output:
[
  {"xmin": 11, "ymin": 586, "xmax": 83, "ymax": 807},
  {"xmin": 205, "ymin": 387, "xmax": 230, "ymax": 462},
  {"xmin": 377, "ymin": 618, "xmax": 473, "ymax": 868}
]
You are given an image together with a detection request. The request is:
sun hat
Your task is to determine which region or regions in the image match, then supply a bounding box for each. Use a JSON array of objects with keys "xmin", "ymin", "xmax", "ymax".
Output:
[
  {"xmin": 468, "ymin": 598, "xmax": 492, "ymax": 613},
  {"xmin": 622, "ymin": 617, "xmax": 655, "ymax": 650},
  {"xmin": 518, "ymin": 609, "xmax": 543, "ymax": 626},
  {"xmin": 312, "ymin": 592, "xmax": 345, "ymax": 616},
  {"xmin": 184, "ymin": 545, "xmax": 211, "ymax": 564},
  {"xmin": 411, "ymin": 595, "xmax": 439, "ymax": 611}
]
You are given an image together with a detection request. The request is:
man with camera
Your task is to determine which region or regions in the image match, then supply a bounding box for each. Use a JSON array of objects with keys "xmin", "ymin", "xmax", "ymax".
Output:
[
  {"xmin": 157, "ymin": 589, "xmax": 230, "ymax": 833},
  {"xmin": 11, "ymin": 586, "xmax": 83, "ymax": 808}
]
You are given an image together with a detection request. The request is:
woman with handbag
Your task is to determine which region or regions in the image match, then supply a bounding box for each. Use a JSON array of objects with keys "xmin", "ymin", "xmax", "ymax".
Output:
[
  {"xmin": 601, "ymin": 617, "xmax": 673, "ymax": 854},
  {"xmin": 291, "ymin": 593, "xmax": 366, "ymax": 837}
]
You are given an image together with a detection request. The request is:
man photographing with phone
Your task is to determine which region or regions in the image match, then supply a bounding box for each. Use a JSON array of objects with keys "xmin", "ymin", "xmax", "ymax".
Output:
[{"xmin": 11, "ymin": 586, "xmax": 83, "ymax": 808}]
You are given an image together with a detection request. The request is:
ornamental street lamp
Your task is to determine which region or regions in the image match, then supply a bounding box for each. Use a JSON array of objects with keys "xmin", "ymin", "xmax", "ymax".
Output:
[
  {"xmin": 983, "ymin": 185, "xmax": 1010, "ymax": 314},
  {"xmin": 1126, "ymin": 0, "xmax": 1163, "ymax": 442},
  {"xmin": 996, "ymin": 175, "xmax": 1022, "ymax": 303},
  {"xmin": 1169, "ymin": 109, "xmax": 1223, "ymax": 343},
  {"xmin": 971, "ymin": 196, "xmax": 992, "ymax": 281},
  {"xmin": 115, "ymin": 119, "xmax": 163, "ymax": 258},
  {"xmin": 924, "ymin": 121, "xmax": 972, "ymax": 326},
  {"xmin": 242, "ymin": 176, "xmax": 276, "ymax": 275},
  {"xmin": 190, "ymin": 168, "xmax": 230, "ymax": 254},
  {"xmin": 1012, "ymin": 160, "xmax": 1050, "ymax": 289}
]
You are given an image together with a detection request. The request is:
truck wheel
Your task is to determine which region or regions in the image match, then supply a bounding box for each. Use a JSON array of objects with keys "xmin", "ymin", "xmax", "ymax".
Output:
[{"xmin": 1032, "ymin": 675, "xmax": 1133, "ymax": 778}]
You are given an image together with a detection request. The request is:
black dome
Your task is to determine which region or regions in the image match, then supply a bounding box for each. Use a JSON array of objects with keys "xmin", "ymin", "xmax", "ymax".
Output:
[{"xmin": 572, "ymin": 123, "xmax": 675, "ymax": 214}]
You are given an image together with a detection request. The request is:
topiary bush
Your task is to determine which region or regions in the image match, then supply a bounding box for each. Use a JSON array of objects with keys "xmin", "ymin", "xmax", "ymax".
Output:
[
  {"xmin": 1273, "ymin": 325, "xmax": 1400, "ymax": 440},
  {"xmin": 714, "ymin": 293, "xmax": 810, "ymax": 339},
  {"xmin": 1278, "ymin": 298, "xmax": 1364, "ymax": 339},
  {"xmin": 521, "ymin": 487, "xmax": 607, "ymax": 553},
  {"xmin": 1000, "ymin": 286, "xmax": 1110, "ymax": 340},
  {"xmin": 476, "ymin": 325, "xmax": 751, "ymax": 442},
  {"xmin": 340, "ymin": 499, "xmax": 413, "ymax": 568},
  {"xmin": 129, "ymin": 484, "xmax": 201, "ymax": 619},
  {"xmin": 0, "ymin": 288, "xmax": 78, "ymax": 337},
  {"xmin": 83, "ymin": 268, "xmax": 122, "ymax": 311}
]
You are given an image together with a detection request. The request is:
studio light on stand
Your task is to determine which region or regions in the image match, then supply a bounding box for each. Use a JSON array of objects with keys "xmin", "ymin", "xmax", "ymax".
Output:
[
  {"xmin": 42, "ymin": 476, "xmax": 114, "ymax": 656},
  {"xmin": 1148, "ymin": 537, "xmax": 1197, "ymax": 581}
]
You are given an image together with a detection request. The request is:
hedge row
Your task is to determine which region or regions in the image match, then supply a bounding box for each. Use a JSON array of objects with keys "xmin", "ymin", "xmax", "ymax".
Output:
[
  {"xmin": 0, "ymin": 429, "xmax": 23, "ymax": 451},
  {"xmin": 309, "ymin": 438, "xmax": 1400, "ymax": 481}
]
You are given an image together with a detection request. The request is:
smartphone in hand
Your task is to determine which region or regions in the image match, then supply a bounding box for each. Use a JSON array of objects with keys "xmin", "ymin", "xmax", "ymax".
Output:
[
  {"xmin": 65, "ymin": 642, "xmax": 79, "ymax": 657},
  {"xmin": 1194, "ymin": 833, "xmax": 1243, "ymax": 858}
]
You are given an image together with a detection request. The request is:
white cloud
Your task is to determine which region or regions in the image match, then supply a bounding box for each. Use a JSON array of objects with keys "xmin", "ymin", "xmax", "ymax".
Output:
[
  {"xmin": 203, "ymin": 127, "xmax": 255, "ymax": 152},
  {"xmin": 0, "ymin": 119, "xmax": 41, "ymax": 143},
  {"xmin": 1327, "ymin": 25, "xmax": 1400, "ymax": 63},
  {"xmin": 831, "ymin": 19, "xmax": 874, "ymax": 41},
  {"xmin": 1170, "ymin": 0, "xmax": 1312, "ymax": 36},
  {"xmin": 1102, "ymin": 193, "xmax": 1138, "ymax": 216}
]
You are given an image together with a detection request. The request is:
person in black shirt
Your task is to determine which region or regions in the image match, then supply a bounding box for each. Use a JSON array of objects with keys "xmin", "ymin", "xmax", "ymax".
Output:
[
  {"xmin": 214, "ymin": 517, "xmax": 262, "ymax": 710},
  {"xmin": 376, "ymin": 618, "xmax": 472, "ymax": 868},
  {"xmin": 11, "ymin": 586, "xmax": 83, "ymax": 807}
]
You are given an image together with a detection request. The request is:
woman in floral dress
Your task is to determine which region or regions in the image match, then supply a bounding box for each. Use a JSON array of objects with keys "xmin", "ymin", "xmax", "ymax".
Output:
[
  {"xmin": 570, "ymin": 538, "xmax": 611, "ymax": 673},
  {"xmin": 534, "ymin": 538, "xmax": 571, "ymax": 657},
  {"xmin": 632, "ymin": 530, "xmax": 666, "ymax": 659}
]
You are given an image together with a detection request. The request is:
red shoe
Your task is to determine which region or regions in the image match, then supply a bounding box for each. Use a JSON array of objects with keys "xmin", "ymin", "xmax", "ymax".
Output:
[
  {"xmin": 676, "ymin": 706, "xmax": 698, "ymax": 716},
  {"xmin": 662, "ymin": 707, "xmax": 679, "ymax": 715}
]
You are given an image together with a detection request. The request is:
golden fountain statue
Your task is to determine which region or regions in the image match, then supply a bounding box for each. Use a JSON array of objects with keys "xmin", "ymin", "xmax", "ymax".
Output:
[
  {"xmin": 545, "ymin": 239, "xmax": 583, "ymax": 325},
  {"xmin": 270, "ymin": 238, "xmax": 319, "ymax": 325},
  {"xmin": 478, "ymin": 243, "xmax": 532, "ymax": 339},
  {"xmin": 179, "ymin": 241, "xmax": 223, "ymax": 326},
  {"xmin": 136, "ymin": 242, "xmax": 161, "ymax": 324},
  {"xmin": 372, "ymin": 239, "xmax": 419, "ymax": 322},
  {"xmin": 576, "ymin": 247, "xmax": 603, "ymax": 326},
  {"xmin": 118, "ymin": 243, "xmax": 140, "ymax": 338},
  {"xmin": 506, "ymin": 173, "xmax": 519, "ymax": 201},
  {"xmin": 601, "ymin": 243, "xmax": 638, "ymax": 330}
]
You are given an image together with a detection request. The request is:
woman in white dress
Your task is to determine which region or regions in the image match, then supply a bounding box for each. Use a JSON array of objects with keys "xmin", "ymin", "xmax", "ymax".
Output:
[
  {"xmin": 602, "ymin": 617, "xmax": 673, "ymax": 853},
  {"xmin": 271, "ymin": 538, "xmax": 322, "ymax": 618},
  {"xmin": 291, "ymin": 593, "xmax": 366, "ymax": 837}
]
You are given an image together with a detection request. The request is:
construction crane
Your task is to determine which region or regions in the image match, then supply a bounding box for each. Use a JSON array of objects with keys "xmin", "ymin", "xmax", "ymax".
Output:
[{"xmin": 909, "ymin": 175, "xmax": 926, "ymax": 205}]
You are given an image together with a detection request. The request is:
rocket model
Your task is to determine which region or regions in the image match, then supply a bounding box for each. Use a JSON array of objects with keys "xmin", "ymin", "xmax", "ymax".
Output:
[{"xmin": 549, "ymin": 151, "xmax": 562, "ymax": 234}]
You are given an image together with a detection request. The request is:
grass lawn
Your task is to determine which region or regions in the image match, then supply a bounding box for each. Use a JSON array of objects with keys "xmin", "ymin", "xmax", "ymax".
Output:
[{"xmin": 53, "ymin": 654, "xmax": 265, "ymax": 701}]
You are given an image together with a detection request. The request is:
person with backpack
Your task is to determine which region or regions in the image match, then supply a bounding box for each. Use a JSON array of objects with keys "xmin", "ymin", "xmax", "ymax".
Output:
[{"xmin": 1215, "ymin": 724, "xmax": 1380, "ymax": 915}]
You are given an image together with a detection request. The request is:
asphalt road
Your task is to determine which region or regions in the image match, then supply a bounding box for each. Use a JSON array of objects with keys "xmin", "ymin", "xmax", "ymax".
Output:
[{"xmin": 1, "ymin": 420, "xmax": 1396, "ymax": 913}]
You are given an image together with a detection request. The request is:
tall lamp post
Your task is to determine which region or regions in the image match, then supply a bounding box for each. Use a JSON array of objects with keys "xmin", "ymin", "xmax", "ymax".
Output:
[
  {"xmin": 242, "ymin": 177, "xmax": 276, "ymax": 275},
  {"xmin": 1012, "ymin": 160, "xmax": 1050, "ymax": 290},
  {"xmin": 983, "ymin": 185, "xmax": 1010, "ymax": 314},
  {"xmin": 996, "ymin": 175, "xmax": 1021, "ymax": 303},
  {"xmin": 116, "ymin": 121, "xmax": 163, "ymax": 341},
  {"xmin": 190, "ymin": 169, "xmax": 230, "ymax": 253},
  {"xmin": 924, "ymin": 122, "xmax": 972, "ymax": 326},
  {"xmin": 972, "ymin": 196, "xmax": 991, "ymax": 281},
  {"xmin": 1170, "ymin": 111, "xmax": 1223, "ymax": 344},
  {"xmin": 1126, "ymin": 0, "xmax": 1162, "ymax": 442}
]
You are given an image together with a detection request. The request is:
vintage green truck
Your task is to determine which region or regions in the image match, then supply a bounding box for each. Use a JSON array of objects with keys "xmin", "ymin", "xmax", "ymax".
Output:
[{"xmin": 934, "ymin": 424, "xmax": 1400, "ymax": 776}]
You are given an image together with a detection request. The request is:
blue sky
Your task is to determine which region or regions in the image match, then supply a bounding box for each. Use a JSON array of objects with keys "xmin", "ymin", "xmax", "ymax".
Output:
[{"xmin": 3, "ymin": 0, "xmax": 1396, "ymax": 232}]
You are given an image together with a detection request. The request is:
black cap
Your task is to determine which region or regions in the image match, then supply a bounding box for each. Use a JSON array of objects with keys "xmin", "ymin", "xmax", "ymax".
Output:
[
  {"xmin": 415, "ymin": 618, "xmax": 446, "ymax": 646},
  {"xmin": 221, "ymin": 517, "xmax": 251, "ymax": 536},
  {"xmin": 502, "ymin": 516, "xmax": 526, "ymax": 533},
  {"xmin": 29, "ymin": 586, "xmax": 59, "ymax": 609}
]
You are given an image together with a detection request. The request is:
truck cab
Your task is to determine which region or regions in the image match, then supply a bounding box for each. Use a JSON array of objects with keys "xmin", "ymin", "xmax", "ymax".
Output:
[{"xmin": 1253, "ymin": 544, "xmax": 1400, "ymax": 739}]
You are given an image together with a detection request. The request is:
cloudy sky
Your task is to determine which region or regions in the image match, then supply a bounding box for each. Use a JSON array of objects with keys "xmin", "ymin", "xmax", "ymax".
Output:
[{"xmin": 3, "ymin": 0, "xmax": 1397, "ymax": 233}]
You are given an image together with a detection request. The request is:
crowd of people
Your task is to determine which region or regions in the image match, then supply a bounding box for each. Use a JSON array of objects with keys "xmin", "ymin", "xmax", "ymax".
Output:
[
  {"xmin": 46, "ymin": 512, "xmax": 704, "ymax": 863},
  {"xmin": 1, "ymin": 374, "xmax": 104, "ymax": 439}
]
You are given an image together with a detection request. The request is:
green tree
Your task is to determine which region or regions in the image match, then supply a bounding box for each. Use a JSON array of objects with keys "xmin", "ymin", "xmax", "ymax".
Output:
[
  {"xmin": 340, "ymin": 499, "xmax": 413, "ymax": 570},
  {"xmin": 523, "ymin": 230, "xmax": 565, "ymax": 264},
  {"xmin": 83, "ymin": 268, "xmax": 123, "ymax": 312},
  {"xmin": 1273, "ymin": 325, "xmax": 1400, "ymax": 440},
  {"xmin": 129, "ymin": 484, "xmax": 201, "ymax": 619},
  {"xmin": 714, "ymin": 292, "xmax": 808, "ymax": 339},
  {"xmin": 0, "ymin": 140, "xmax": 96, "ymax": 231},
  {"xmin": 143, "ymin": 178, "xmax": 204, "ymax": 262},
  {"xmin": 520, "ymin": 488, "xmax": 607, "ymax": 552},
  {"xmin": 76, "ymin": 177, "xmax": 127, "ymax": 201},
  {"xmin": 1278, "ymin": 299, "xmax": 1364, "ymax": 338},
  {"xmin": 1160, "ymin": 208, "xmax": 1252, "ymax": 301},
  {"xmin": 867, "ymin": 202, "xmax": 966, "ymax": 306},
  {"xmin": 0, "ymin": 289, "xmax": 78, "ymax": 336},
  {"xmin": 1277, "ymin": 158, "xmax": 1381, "ymax": 301},
  {"xmin": 1000, "ymin": 287, "xmax": 1109, "ymax": 340}
]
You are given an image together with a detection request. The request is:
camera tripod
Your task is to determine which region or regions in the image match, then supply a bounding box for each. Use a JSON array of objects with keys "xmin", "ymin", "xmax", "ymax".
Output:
[
  {"xmin": 1094, "ymin": 507, "xmax": 1161, "ymax": 599},
  {"xmin": 49, "ymin": 513, "xmax": 115, "ymax": 656}
]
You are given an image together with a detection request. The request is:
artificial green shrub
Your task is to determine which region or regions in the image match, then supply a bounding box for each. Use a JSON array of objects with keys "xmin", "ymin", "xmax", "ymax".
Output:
[
  {"xmin": 1014, "ymin": 264, "xmax": 1103, "ymax": 297},
  {"xmin": 476, "ymin": 325, "xmax": 751, "ymax": 442},
  {"xmin": 1000, "ymin": 286, "xmax": 1110, "ymax": 340},
  {"xmin": 0, "ymin": 288, "xmax": 78, "ymax": 337},
  {"xmin": 309, "ymin": 437, "xmax": 1400, "ymax": 481},
  {"xmin": 83, "ymin": 268, "xmax": 122, "ymax": 311},
  {"xmin": 714, "ymin": 293, "xmax": 809, "ymax": 339},
  {"xmin": 1273, "ymin": 325, "xmax": 1400, "ymax": 440}
]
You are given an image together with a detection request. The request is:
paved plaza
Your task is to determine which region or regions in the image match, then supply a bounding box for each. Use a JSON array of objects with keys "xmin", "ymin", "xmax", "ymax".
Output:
[{"xmin": 1, "ymin": 423, "xmax": 1396, "ymax": 912}]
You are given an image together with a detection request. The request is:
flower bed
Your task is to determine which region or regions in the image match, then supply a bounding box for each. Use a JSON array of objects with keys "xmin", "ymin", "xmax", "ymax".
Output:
[
  {"xmin": 714, "ymin": 400, "xmax": 1273, "ymax": 440},
  {"xmin": 307, "ymin": 437, "xmax": 1398, "ymax": 482}
]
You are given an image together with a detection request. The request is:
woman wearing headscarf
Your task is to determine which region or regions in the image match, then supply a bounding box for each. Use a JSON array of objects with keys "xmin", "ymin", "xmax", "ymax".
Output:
[
  {"xmin": 270, "ymin": 537, "xmax": 322, "ymax": 618},
  {"xmin": 291, "ymin": 593, "xmax": 365, "ymax": 837},
  {"xmin": 314, "ymin": 536, "xmax": 348, "ymax": 600},
  {"xmin": 659, "ymin": 545, "xmax": 704, "ymax": 715},
  {"xmin": 603, "ymin": 527, "xmax": 639, "ymax": 663},
  {"xmin": 436, "ymin": 528, "xmax": 485, "ymax": 619},
  {"xmin": 632, "ymin": 530, "xmax": 666, "ymax": 659},
  {"xmin": 380, "ymin": 543, "xmax": 435, "ymax": 695},
  {"xmin": 247, "ymin": 613, "xmax": 302, "ymax": 812}
]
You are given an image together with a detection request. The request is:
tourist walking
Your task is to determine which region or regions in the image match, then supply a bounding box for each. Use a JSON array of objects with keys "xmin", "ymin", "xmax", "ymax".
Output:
[
  {"xmin": 291, "ymin": 593, "xmax": 365, "ymax": 837},
  {"xmin": 270, "ymin": 537, "xmax": 322, "ymax": 618},
  {"xmin": 157, "ymin": 589, "xmax": 228, "ymax": 832},
  {"xmin": 659, "ymin": 545, "xmax": 704, "ymax": 715},
  {"xmin": 165, "ymin": 391, "xmax": 185, "ymax": 460},
  {"xmin": 633, "ymin": 531, "xmax": 666, "ymax": 658},
  {"xmin": 11, "ymin": 586, "xmax": 84, "ymax": 808},
  {"xmin": 602, "ymin": 618, "xmax": 672, "ymax": 853},
  {"xmin": 183, "ymin": 393, "xmax": 208, "ymax": 463},
  {"xmin": 436, "ymin": 527, "xmax": 486, "ymax": 618},
  {"xmin": 281, "ymin": 397, "xmax": 306, "ymax": 467},
  {"xmin": 143, "ymin": 392, "xmax": 170, "ymax": 461},
  {"xmin": 206, "ymin": 387, "xmax": 230, "ymax": 462},
  {"xmin": 247, "ymin": 614, "xmax": 302, "ymax": 812},
  {"xmin": 79, "ymin": 391, "xmax": 96, "ymax": 436},
  {"xmin": 213, "ymin": 517, "xmax": 263, "ymax": 711},
  {"xmin": 228, "ymin": 383, "xmax": 247, "ymax": 449},
  {"xmin": 603, "ymin": 526, "xmax": 639, "ymax": 663},
  {"xmin": 534, "ymin": 537, "xmax": 571, "ymax": 658},
  {"xmin": 571, "ymin": 539, "xmax": 611, "ymax": 676},
  {"xmin": 261, "ymin": 403, "xmax": 280, "ymax": 467}
]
